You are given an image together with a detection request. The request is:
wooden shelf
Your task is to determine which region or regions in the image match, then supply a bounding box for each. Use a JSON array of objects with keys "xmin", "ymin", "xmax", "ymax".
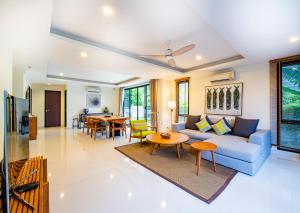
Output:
[{"xmin": 9, "ymin": 156, "xmax": 49, "ymax": 213}]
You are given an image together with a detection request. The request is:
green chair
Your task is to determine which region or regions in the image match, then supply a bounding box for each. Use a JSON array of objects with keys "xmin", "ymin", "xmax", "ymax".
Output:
[{"xmin": 129, "ymin": 120, "xmax": 157, "ymax": 146}]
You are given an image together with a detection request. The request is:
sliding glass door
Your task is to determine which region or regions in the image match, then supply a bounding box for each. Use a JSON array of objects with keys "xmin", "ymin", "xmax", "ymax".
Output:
[
  {"xmin": 123, "ymin": 85, "xmax": 151, "ymax": 123},
  {"xmin": 279, "ymin": 61, "xmax": 300, "ymax": 152}
]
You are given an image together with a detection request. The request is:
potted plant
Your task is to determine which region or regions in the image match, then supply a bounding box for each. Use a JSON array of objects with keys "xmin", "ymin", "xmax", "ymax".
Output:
[{"xmin": 103, "ymin": 107, "xmax": 109, "ymax": 114}]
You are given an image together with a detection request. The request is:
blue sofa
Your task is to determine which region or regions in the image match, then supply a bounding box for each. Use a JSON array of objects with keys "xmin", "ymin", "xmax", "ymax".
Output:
[{"xmin": 172, "ymin": 116, "xmax": 271, "ymax": 176}]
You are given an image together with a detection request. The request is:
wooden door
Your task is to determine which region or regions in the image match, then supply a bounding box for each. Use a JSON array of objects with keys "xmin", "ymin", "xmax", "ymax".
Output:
[{"xmin": 45, "ymin": 91, "xmax": 61, "ymax": 127}]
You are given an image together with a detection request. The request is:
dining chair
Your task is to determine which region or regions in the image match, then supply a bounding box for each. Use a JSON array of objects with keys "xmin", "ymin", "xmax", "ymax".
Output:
[
  {"xmin": 82, "ymin": 116, "xmax": 92, "ymax": 135},
  {"xmin": 110, "ymin": 118, "xmax": 127, "ymax": 140},
  {"xmin": 91, "ymin": 120, "xmax": 107, "ymax": 140},
  {"xmin": 129, "ymin": 120, "xmax": 157, "ymax": 146}
]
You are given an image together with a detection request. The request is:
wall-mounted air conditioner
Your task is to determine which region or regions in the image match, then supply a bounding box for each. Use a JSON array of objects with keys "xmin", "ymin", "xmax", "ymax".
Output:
[
  {"xmin": 210, "ymin": 71, "xmax": 235, "ymax": 82},
  {"xmin": 86, "ymin": 86, "xmax": 101, "ymax": 94}
]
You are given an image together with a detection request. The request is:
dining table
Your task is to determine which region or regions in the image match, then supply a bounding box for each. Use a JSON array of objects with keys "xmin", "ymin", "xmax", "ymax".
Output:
[{"xmin": 87, "ymin": 115, "xmax": 129, "ymax": 138}]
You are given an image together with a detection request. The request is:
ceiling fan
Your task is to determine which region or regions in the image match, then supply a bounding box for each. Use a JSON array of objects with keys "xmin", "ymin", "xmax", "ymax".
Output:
[{"xmin": 140, "ymin": 41, "xmax": 196, "ymax": 67}]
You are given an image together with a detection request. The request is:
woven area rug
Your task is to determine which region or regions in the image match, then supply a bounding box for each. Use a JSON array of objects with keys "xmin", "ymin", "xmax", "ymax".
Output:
[{"xmin": 115, "ymin": 143, "xmax": 237, "ymax": 203}]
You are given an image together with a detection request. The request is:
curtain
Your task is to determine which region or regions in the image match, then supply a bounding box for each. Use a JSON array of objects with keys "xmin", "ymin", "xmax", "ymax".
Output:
[
  {"xmin": 269, "ymin": 61, "xmax": 278, "ymax": 145},
  {"xmin": 150, "ymin": 79, "xmax": 158, "ymax": 127},
  {"xmin": 117, "ymin": 87, "xmax": 124, "ymax": 116}
]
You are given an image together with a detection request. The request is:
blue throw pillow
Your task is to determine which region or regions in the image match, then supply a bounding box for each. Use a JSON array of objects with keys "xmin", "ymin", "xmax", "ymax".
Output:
[{"xmin": 232, "ymin": 117, "xmax": 259, "ymax": 138}]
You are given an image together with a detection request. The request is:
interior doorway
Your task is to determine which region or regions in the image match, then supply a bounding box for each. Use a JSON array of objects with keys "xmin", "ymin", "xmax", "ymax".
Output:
[{"xmin": 45, "ymin": 90, "xmax": 61, "ymax": 127}]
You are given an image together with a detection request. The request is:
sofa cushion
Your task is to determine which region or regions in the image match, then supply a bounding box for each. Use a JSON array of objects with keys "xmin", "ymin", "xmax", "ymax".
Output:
[
  {"xmin": 206, "ymin": 115, "xmax": 235, "ymax": 127},
  {"xmin": 180, "ymin": 129, "xmax": 217, "ymax": 141},
  {"xmin": 195, "ymin": 117, "xmax": 212, "ymax": 132},
  {"xmin": 211, "ymin": 118, "xmax": 232, "ymax": 135},
  {"xmin": 208, "ymin": 135, "xmax": 261, "ymax": 163},
  {"xmin": 232, "ymin": 117, "xmax": 259, "ymax": 138},
  {"xmin": 185, "ymin": 115, "xmax": 201, "ymax": 130}
]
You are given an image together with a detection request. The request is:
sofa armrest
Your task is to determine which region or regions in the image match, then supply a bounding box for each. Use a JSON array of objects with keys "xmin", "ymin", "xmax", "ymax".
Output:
[
  {"xmin": 249, "ymin": 129, "xmax": 271, "ymax": 148},
  {"xmin": 172, "ymin": 123, "xmax": 186, "ymax": 132}
]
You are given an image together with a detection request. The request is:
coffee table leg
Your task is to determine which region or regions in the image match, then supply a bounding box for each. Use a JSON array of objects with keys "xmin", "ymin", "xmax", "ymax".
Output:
[
  {"xmin": 197, "ymin": 151, "xmax": 201, "ymax": 176},
  {"xmin": 180, "ymin": 143, "xmax": 183, "ymax": 149},
  {"xmin": 151, "ymin": 143, "xmax": 156, "ymax": 155},
  {"xmin": 176, "ymin": 144, "xmax": 181, "ymax": 159},
  {"xmin": 211, "ymin": 151, "xmax": 216, "ymax": 172}
]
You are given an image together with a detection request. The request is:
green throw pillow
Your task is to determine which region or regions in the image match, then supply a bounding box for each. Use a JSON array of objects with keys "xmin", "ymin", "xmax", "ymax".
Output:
[
  {"xmin": 211, "ymin": 118, "xmax": 232, "ymax": 135},
  {"xmin": 195, "ymin": 117, "xmax": 212, "ymax": 132}
]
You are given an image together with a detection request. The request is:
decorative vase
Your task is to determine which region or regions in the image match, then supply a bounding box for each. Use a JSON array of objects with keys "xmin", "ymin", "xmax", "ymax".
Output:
[{"xmin": 83, "ymin": 108, "xmax": 89, "ymax": 115}]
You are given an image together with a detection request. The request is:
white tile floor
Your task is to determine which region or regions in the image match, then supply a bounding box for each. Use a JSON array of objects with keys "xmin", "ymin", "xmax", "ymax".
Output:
[{"xmin": 30, "ymin": 127, "xmax": 300, "ymax": 213}]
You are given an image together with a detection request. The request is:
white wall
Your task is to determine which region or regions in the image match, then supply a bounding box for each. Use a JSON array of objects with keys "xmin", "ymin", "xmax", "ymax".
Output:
[
  {"xmin": 13, "ymin": 68, "xmax": 26, "ymax": 98},
  {"xmin": 157, "ymin": 79, "xmax": 176, "ymax": 131},
  {"xmin": 0, "ymin": 44, "xmax": 13, "ymax": 159},
  {"xmin": 31, "ymin": 84, "xmax": 66, "ymax": 127},
  {"xmin": 67, "ymin": 83, "xmax": 116, "ymax": 128},
  {"xmin": 189, "ymin": 62, "xmax": 270, "ymax": 129}
]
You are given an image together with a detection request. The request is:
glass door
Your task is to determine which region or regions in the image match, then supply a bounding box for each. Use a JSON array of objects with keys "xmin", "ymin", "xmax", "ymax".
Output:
[
  {"xmin": 123, "ymin": 84, "xmax": 151, "ymax": 123},
  {"xmin": 130, "ymin": 88, "xmax": 138, "ymax": 120},
  {"xmin": 279, "ymin": 61, "xmax": 300, "ymax": 153}
]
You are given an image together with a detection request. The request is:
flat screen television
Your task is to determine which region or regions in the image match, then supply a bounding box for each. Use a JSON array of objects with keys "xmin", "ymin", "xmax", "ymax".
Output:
[{"xmin": 1, "ymin": 91, "xmax": 30, "ymax": 212}]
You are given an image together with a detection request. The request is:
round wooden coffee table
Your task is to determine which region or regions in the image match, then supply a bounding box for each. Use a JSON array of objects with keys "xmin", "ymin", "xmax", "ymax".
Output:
[
  {"xmin": 191, "ymin": 142, "xmax": 217, "ymax": 176},
  {"xmin": 146, "ymin": 132, "xmax": 190, "ymax": 159}
]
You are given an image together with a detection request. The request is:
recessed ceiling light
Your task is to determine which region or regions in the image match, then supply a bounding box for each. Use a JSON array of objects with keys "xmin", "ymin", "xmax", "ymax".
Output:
[
  {"xmin": 60, "ymin": 193, "xmax": 65, "ymax": 199},
  {"xmin": 80, "ymin": 52, "xmax": 88, "ymax": 58},
  {"xmin": 47, "ymin": 83, "xmax": 51, "ymax": 86},
  {"xmin": 160, "ymin": 72, "xmax": 165, "ymax": 76},
  {"xmin": 102, "ymin": 6, "xmax": 114, "ymax": 16},
  {"xmin": 127, "ymin": 192, "xmax": 133, "ymax": 199},
  {"xmin": 289, "ymin": 36, "xmax": 299, "ymax": 43},
  {"xmin": 160, "ymin": 200, "xmax": 167, "ymax": 208},
  {"xmin": 195, "ymin": 55, "xmax": 202, "ymax": 60},
  {"xmin": 59, "ymin": 72, "xmax": 64, "ymax": 76}
]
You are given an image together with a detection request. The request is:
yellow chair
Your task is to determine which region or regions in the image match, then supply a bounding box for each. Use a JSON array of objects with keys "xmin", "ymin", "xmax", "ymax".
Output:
[{"xmin": 129, "ymin": 120, "xmax": 156, "ymax": 146}]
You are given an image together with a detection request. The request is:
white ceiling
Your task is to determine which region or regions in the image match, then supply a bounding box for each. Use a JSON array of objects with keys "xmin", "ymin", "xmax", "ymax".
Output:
[
  {"xmin": 2, "ymin": 0, "xmax": 300, "ymax": 87},
  {"xmin": 51, "ymin": 0, "xmax": 239, "ymax": 69},
  {"xmin": 187, "ymin": 0, "xmax": 300, "ymax": 61}
]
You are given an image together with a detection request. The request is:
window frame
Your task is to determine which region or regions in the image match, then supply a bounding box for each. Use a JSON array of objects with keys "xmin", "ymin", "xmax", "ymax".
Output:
[
  {"xmin": 277, "ymin": 60, "xmax": 300, "ymax": 153},
  {"xmin": 175, "ymin": 77, "xmax": 190, "ymax": 123}
]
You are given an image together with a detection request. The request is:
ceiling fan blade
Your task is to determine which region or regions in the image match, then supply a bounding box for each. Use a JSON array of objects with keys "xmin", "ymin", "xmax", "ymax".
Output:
[
  {"xmin": 140, "ymin": 55, "xmax": 165, "ymax": 59},
  {"xmin": 172, "ymin": 44, "xmax": 196, "ymax": 56},
  {"xmin": 168, "ymin": 58, "xmax": 176, "ymax": 67}
]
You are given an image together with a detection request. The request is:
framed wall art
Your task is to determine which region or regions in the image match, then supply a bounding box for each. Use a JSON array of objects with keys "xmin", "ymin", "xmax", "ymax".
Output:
[
  {"xmin": 86, "ymin": 93, "xmax": 101, "ymax": 108},
  {"xmin": 205, "ymin": 82, "xmax": 243, "ymax": 116}
]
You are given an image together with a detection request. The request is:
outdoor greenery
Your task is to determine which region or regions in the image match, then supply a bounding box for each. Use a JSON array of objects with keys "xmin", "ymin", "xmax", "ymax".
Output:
[
  {"xmin": 123, "ymin": 85, "xmax": 151, "ymax": 121},
  {"xmin": 281, "ymin": 63, "xmax": 300, "ymax": 150},
  {"xmin": 179, "ymin": 82, "xmax": 189, "ymax": 115},
  {"xmin": 282, "ymin": 64, "xmax": 300, "ymax": 120}
]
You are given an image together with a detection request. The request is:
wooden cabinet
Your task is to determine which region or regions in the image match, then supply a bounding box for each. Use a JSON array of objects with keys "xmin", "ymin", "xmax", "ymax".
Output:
[{"xmin": 29, "ymin": 116, "xmax": 37, "ymax": 140}]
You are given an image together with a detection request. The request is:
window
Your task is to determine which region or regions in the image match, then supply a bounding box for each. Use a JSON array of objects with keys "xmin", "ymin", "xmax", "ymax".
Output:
[
  {"xmin": 123, "ymin": 84, "xmax": 151, "ymax": 123},
  {"xmin": 279, "ymin": 61, "xmax": 300, "ymax": 152},
  {"xmin": 176, "ymin": 78, "xmax": 189, "ymax": 123}
]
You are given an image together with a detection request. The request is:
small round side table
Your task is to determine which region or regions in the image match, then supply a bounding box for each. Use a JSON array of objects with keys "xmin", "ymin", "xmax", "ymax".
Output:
[{"xmin": 191, "ymin": 142, "xmax": 217, "ymax": 176}]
